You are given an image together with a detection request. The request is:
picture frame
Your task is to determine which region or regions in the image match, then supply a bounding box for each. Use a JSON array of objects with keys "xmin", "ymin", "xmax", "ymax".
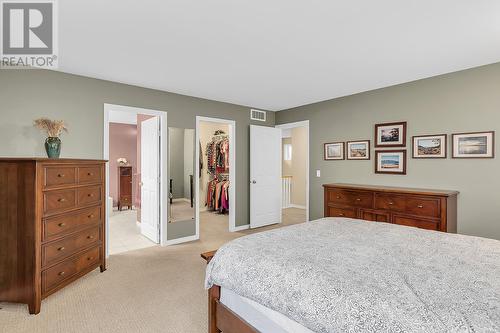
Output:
[
  {"xmin": 375, "ymin": 121, "xmax": 407, "ymax": 147},
  {"xmin": 324, "ymin": 142, "xmax": 345, "ymax": 160},
  {"xmin": 346, "ymin": 140, "xmax": 370, "ymax": 160},
  {"xmin": 452, "ymin": 131, "xmax": 495, "ymax": 158},
  {"xmin": 412, "ymin": 134, "xmax": 447, "ymax": 159},
  {"xmin": 375, "ymin": 150, "xmax": 407, "ymax": 174}
]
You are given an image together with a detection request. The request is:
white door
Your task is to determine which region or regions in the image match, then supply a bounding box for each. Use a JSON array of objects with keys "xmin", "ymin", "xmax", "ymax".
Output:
[
  {"xmin": 250, "ymin": 125, "xmax": 282, "ymax": 228},
  {"xmin": 141, "ymin": 116, "xmax": 160, "ymax": 243}
]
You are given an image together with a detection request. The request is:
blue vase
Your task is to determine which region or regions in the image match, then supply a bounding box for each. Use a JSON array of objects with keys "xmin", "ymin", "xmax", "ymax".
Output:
[{"xmin": 45, "ymin": 137, "xmax": 61, "ymax": 158}]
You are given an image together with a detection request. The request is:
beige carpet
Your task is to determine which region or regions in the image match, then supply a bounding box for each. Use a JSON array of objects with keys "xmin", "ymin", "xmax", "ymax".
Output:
[{"xmin": 0, "ymin": 208, "xmax": 306, "ymax": 333}]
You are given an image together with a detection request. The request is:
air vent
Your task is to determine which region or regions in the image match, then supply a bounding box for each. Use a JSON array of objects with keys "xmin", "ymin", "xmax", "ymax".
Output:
[{"xmin": 250, "ymin": 109, "xmax": 266, "ymax": 122}]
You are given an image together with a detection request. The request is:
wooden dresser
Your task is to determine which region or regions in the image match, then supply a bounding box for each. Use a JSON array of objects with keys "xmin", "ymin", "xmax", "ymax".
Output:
[
  {"xmin": 323, "ymin": 183, "xmax": 458, "ymax": 232},
  {"xmin": 0, "ymin": 158, "xmax": 106, "ymax": 314},
  {"xmin": 118, "ymin": 166, "xmax": 132, "ymax": 211}
]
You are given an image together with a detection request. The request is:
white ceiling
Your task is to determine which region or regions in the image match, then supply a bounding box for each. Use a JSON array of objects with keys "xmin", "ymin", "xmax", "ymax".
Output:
[{"xmin": 58, "ymin": 1, "xmax": 500, "ymax": 111}]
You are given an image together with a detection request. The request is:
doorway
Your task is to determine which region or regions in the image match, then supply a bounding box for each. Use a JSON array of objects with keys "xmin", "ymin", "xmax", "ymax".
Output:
[
  {"xmin": 103, "ymin": 104, "xmax": 168, "ymax": 256},
  {"xmin": 195, "ymin": 116, "xmax": 236, "ymax": 239},
  {"xmin": 276, "ymin": 121, "xmax": 309, "ymax": 224}
]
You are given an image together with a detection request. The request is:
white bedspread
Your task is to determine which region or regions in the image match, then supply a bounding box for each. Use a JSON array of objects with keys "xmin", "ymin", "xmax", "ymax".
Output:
[{"xmin": 205, "ymin": 218, "xmax": 500, "ymax": 333}]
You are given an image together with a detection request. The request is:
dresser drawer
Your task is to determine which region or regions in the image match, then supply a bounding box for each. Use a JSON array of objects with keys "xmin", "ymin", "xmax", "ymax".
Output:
[
  {"xmin": 327, "ymin": 207, "xmax": 357, "ymax": 218},
  {"xmin": 43, "ymin": 206, "xmax": 102, "ymax": 242},
  {"xmin": 44, "ymin": 166, "xmax": 76, "ymax": 188},
  {"xmin": 327, "ymin": 189, "xmax": 373, "ymax": 208},
  {"xmin": 78, "ymin": 166, "xmax": 102, "ymax": 184},
  {"xmin": 392, "ymin": 215, "xmax": 439, "ymax": 231},
  {"xmin": 44, "ymin": 189, "xmax": 77, "ymax": 215},
  {"xmin": 120, "ymin": 196, "xmax": 132, "ymax": 204},
  {"xmin": 374, "ymin": 194, "xmax": 406, "ymax": 212},
  {"xmin": 405, "ymin": 197, "xmax": 440, "ymax": 218},
  {"xmin": 42, "ymin": 226, "xmax": 100, "ymax": 267},
  {"xmin": 42, "ymin": 246, "xmax": 100, "ymax": 295},
  {"xmin": 77, "ymin": 186, "xmax": 102, "ymax": 206}
]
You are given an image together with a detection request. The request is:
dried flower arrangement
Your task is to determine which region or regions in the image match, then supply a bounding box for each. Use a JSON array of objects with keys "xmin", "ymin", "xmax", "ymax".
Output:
[
  {"xmin": 33, "ymin": 118, "xmax": 68, "ymax": 137},
  {"xmin": 117, "ymin": 158, "xmax": 128, "ymax": 165}
]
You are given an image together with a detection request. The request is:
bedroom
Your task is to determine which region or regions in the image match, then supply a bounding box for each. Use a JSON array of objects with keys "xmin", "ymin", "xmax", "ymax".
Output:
[{"xmin": 0, "ymin": 1, "xmax": 499, "ymax": 332}]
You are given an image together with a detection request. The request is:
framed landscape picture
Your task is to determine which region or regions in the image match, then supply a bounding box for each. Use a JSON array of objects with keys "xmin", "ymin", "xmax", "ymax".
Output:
[
  {"xmin": 375, "ymin": 121, "xmax": 407, "ymax": 147},
  {"xmin": 452, "ymin": 131, "xmax": 495, "ymax": 158},
  {"xmin": 375, "ymin": 150, "xmax": 407, "ymax": 174},
  {"xmin": 347, "ymin": 140, "xmax": 370, "ymax": 160},
  {"xmin": 412, "ymin": 134, "xmax": 447, "ymax": 158},
  {"xmin": 324, "ymin": 142, "xmax": 344, "ymax": 160}
]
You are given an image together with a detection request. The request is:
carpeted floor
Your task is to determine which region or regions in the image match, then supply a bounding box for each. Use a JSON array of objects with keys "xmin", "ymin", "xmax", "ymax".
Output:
[{"xmin": 0, "ymin": 208, "xmax": 306, "ymax": 333}]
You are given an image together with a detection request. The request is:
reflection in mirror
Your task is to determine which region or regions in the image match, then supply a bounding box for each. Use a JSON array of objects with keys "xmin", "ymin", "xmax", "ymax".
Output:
[{"xmin": 168, "ymin": 127, "xmax": 195, "ymax": 223}]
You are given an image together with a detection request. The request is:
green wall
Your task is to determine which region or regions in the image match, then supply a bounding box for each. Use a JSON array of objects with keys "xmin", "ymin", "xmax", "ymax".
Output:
[
  {"xmin": 0, "ymin": 69, "xmax": 275, "ymax": 235},
  {"xmin": 276, "ymin": 63, "xmax": 500, "ymax": 240}
]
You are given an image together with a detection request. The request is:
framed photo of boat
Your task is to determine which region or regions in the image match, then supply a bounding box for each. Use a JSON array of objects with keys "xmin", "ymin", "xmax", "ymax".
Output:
[{"xmin": 375, "ymin": 150, "xmax": 407, "ymax": 174}]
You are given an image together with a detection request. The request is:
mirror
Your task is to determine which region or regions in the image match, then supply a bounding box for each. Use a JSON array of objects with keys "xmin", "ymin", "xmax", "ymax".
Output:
[{"xmin": 168, "ymin": 127, "xmax": 195, "ymax": 223}]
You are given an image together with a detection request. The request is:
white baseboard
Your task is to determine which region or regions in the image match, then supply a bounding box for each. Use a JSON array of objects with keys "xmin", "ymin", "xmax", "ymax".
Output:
[
  {"xmin": 172, "ymin": 198, "xmax": 191, "ymax": 203},
  {"xmin": 163, "ymin": 235, "xmax": 198, "ymax": 246},
  {"xmin": 230, "ymin": 224, "xmax": 250, "ymax": 232},
  {"xmin": 287, "ymin": 204, "xmax": 306, "ymax": 210}
]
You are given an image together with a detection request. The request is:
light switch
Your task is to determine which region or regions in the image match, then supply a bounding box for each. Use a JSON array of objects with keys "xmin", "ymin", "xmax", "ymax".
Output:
[{"xmin": 316, "ymin": 169, "xmax": 321, "ymax": 178}]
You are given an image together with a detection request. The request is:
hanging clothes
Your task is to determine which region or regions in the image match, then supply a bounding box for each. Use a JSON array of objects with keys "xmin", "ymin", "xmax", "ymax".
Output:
[
  {"xmin": 205, "ymin": 179, "xmax": 230, "ymax": 214},
  {"xmin": 204, "ymin": 131, "xmax": 230, "ymax": 214}
]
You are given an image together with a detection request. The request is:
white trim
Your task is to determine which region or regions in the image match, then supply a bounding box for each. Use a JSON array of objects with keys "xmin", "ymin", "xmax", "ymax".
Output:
[
  {"xmin": 163, "ymin": 235, "xmax": 198, "ymax": 246},
  {"xmin": 196, "ymin": 116, "xmax": 236, "ymax": 239},
  {"xmin": 103, "ymin": 103, "xmax": 168, "ymax": 258},
  {"xmin": 275, "ymin": 120, "xmax": 310, "ymax": 222},
  {"xmin": 230, "ymin": 224, "xmax": 250, "ymax": 232},
  {"xmin": 287, "ymin": 204, "xmax": 307, "ymax": 210}
]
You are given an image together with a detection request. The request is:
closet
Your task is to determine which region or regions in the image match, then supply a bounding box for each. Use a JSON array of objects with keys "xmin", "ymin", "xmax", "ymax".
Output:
[
  {"xmin": 204, "ymin": 130, "xmax": 230, "ymax": 214},
  {"xmin": 199, "ymin": 121, "xmax": 231, "ymax": 229}
]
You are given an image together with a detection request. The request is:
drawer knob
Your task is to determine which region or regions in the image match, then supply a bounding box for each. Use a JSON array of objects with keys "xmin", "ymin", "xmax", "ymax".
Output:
[
  {"xmin": 339, "ymin": 213, "xmax": 344, "ymax": 216},
  {"xmin": 58, "ymin": 271, "xmax": 65, "ymax": 276},
  {"xmin": 336, "ymin": 196, "xmax": 341, "ymax": 199},
  {"xmin": 58, "ymin": 247, "xmax": 65, "ymax": 251},
  {"xmin": 88, "ymin": 172, "xmax": 94, "ymax": 176},
  {"xmin": 88, "ymin": 193, "xmax": 94, "ymax": 197},
  {"xmin": 87, "ymin": 257, "xmax": 94, "ymax": 261},
  {"xmin": 388, "ymin": 202, "xmax": 394, "ymax": 205},
  {"xmin": 57, "ymin": 174, "xmax": 65, "ymax": 178},
  {"xmin": 88, "ymin": 214, "xmax": 94, "ymax": 219},
  {"xmin": 87, "ymin": 235, "xmax": 94, "ymax": 239},
  {"xmin": 417, "ymin": 204, "xmax": 424, "ymax": 208},
  {"xmin": 58, "ymin": 198, "xmax": 66, "ymax": 203},
  {"xmin": 356, "ymin": 198, "xmax": 361, "ymax": 202},
  {"xmin": 58, "ymin": 222, "xmax": 66, "ymax": 227}
]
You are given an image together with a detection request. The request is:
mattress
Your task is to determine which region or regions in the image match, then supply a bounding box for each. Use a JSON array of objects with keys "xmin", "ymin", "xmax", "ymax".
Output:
[
  {"xmin": 207, "ymin": 217, "xmax": 500, "ymax": 332},
  {"xmin": 221, "ymin": 287, "xmax": 314, "ymax": 333}
]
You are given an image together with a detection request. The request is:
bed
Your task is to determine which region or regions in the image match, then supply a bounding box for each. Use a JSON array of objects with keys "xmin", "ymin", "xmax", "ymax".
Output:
[{"xmin": 202, "ymin": 217, "xmax": 500, "ymax": 333}]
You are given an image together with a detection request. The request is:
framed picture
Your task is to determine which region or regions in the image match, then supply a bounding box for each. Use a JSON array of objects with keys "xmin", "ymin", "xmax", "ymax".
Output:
[
  {"xmin": 452, "ymin": 131, "xmax": 495, "ymax": 158},
  {"xmin": 324, "ymin": 142, "xmax": 344, "ymax": 160},
  {"xmin": 375, "ymin": 150, "xmax": 407, "ymax": 174},
  {"xmin": 347, "ymin": 140, "xmax": 370, "ymax": 160},
  {"xmin": 375, "ymin": 121, "xmax": 407, "ymax": 147},
  {"xmin": 412, "ymin": 134, "xmax": 447, "ymax": 158}
]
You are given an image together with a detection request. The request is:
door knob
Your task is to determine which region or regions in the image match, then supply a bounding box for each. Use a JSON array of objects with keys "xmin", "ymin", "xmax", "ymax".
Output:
[{"xmin": 251, "ymin": 180, "xmax": 256, "ymax": 184}]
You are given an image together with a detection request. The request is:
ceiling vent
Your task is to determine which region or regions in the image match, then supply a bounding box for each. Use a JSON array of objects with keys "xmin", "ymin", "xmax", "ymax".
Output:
[{"xmin": 250, "ymin": 109, "xmax": 266, "ymax": 122}]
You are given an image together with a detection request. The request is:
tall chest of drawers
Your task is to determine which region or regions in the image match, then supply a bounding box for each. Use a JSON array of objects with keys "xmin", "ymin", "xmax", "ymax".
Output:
[
  {"xmin": 323, "ymin": 183, "xmax": 458, "ymax": 232},
  {"xmin": 0, "ymin": 158, "xmax": 106, "ymax": 314}
]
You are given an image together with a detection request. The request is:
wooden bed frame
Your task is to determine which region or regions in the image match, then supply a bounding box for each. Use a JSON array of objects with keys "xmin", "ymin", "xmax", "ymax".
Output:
[{"xmin": 201, "ymin": 250, "xmax": 259, "ymax": 333}]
